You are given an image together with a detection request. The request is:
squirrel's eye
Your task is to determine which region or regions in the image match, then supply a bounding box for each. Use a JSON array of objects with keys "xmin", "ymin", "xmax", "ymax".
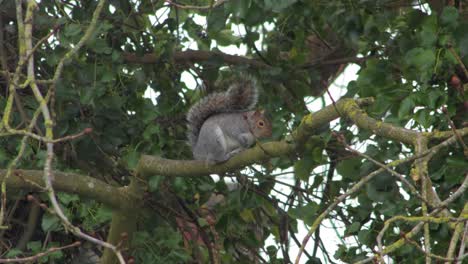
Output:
[{"xmin": 258, "ymin": 121, "xmax": 264, "ymax": 127}]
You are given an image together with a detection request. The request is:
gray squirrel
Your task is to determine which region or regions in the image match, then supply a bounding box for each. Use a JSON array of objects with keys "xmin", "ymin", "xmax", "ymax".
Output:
[{"xmin": 187, "ymin": 76, "xmax": 272, "ymax": 164}]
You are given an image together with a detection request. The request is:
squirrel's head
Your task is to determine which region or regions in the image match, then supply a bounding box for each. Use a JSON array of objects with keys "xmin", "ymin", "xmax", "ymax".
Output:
[{"xmin": 244, "ymin": 110, "xmax": 273, "ymax": 138}]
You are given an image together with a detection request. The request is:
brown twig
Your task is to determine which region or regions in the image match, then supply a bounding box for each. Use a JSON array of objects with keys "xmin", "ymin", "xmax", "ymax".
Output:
[
  {"xmin": 0, "ymin": 241, "xmax": 81, "ymax": 263},
  {"xmin": 123, "ymin": 50, "xmax": 269, "ymax": 68},
  {"xmin": 441, "ymin": 106, "xmax": 468, "ymax": 153},
  {"xmin": 164, "ymin": 0, "xmax": 226, "ymax": 10},
  {"xmin": 296, "ymin": 133, "xmax": 467, "ymax": 264},
  {"xmin": 356, "ymin": 175, "xmax": 468, "ymax": 264},
  {"xmin": 457, "ymin": 223, "xmax": 468, "ymax": 264},
  {"xmin": 334, "ymin": 132, "xmax": 430, "ymax": 205},
  {"xmin": 52, "ymin": 128, "xmax": 93, "ymax": 143},
  {"xmin": 448, "ymin": 46, "xmax": 468, "ymax": 79},
  {"xmin": 403, "ymin": 234, "xmax": 462, "ymax": 262}
]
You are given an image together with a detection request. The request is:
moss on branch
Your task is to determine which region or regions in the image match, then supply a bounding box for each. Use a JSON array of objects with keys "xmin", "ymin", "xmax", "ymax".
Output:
[{"xmin": 1, "ymin": 170, "xmax": 134, "ymax": 209}]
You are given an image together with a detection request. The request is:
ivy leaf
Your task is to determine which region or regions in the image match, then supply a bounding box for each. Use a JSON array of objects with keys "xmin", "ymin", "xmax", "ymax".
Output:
[
  {"xmin": 357, "ymin": 229, "xmax": 371, "ymax": 245},
  {"xmin": 240, "ymin": 209, "xmax": 255, "ymax": 222},
  {"xmin": 41, "ymin": 214, "xmax": 62, "ymax": 232},
  {"xmin": 5, "ymin": 249, "xmax": 22, "ymax": 257},
  {"xmin": 64, "ymin": 23, "xmax": 82, "ymax": 37},
  {"xmin": 207, "ymin": 6, "xmax": 227, "ymax": 33},
  {"xmin": 294, "ymin": 155, "xmax": 314, "ymax": 181},
  {"xmin": 414, "ymin": 109, "xmax": 432, "ymax": 128},
  {"xmin": 405, "ymin": 48, "xmax": 436, "ymax": 72},
  {"xmin": 27, "ymin": 241, "xmax": 42, "ymax": 252},
  {"xmin": 336, "ymin": 158, "xmax": 362, "ymax": 181},
  {"xmin": 345, "ymin": 222, "xmax": 361, "ymax": 236},
  {"xmin": 440, "ymin": 6, "xmax": 459, "ymax": 29},
  {"xmin": 226, "ymin": 0, "xmax": 252, "ymax": 19},
  {"xmin": 398, "ymin": 96, "xmax": 415, "ymax": 119},
  {"xmin": 288, "ymin": 202, "xmax": 318, "ymax": 225},
  {"xmin": 58, "ymin": 192, "xmax": 79, "ymax": 205},
  {"xmin": 263, "ymin": 0, "xmax": 297, "ymax": 12},
  {"xmin": 212, "ymin": 30, "xmax": 241, "ymax": 46}
]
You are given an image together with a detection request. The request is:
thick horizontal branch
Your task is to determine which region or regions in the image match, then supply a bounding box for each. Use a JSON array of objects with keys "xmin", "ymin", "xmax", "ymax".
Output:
[
  {"xmin": 139, "ymin": 97, "xmax": 468, "ymax": 178},
  {"xmin": 1, "ymin": 170, "xmax": 135, "ymax": 209},
  {"xmin": 139, "ymin": 98, "xmax": 374, "ymax": 177},
  {"xmin": 122, "ymin": 50, "xmax": 269, "ymax": 68},
  {"xmin": 293, "ymin": 97, "xmax": 419, "ymax": 145},
  {"xmin": 138, "ymin": 141, "xmax": 294, "ymax": 177},
  {"xmin": 291, "ymin": 98, "xmax": 375, "ymax": 143}
]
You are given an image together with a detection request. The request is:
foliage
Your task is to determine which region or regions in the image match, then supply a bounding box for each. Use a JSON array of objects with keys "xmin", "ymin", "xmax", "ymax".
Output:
[{"xmin": 0, "ymin": 0, "xmax": 467, "ymax": 263}]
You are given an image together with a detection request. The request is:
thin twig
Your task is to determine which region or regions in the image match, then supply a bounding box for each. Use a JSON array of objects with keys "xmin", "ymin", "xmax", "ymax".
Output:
[
  {"xmin": 415, "ymin": 137, "xmax": 431, "ymax": 264},
  {"xmin": 0, "ymin": 241, "xmax": 81, "ymax": 263},
  {"xmin": 19, "ymin": 0, "xmax": 126, "ymax": 263},
  {"xmin": 448, "ymin": 46, "xmax": 468, "ymax": 79},
  {"xmin": 441, "ymin": 107, "xmax": 468, "ymax": 153},
  {"xmin": 295, "ymin": 133, "xmax": 467, "ymax": 264},
  {"xmin": 403, "ymin": 234, "xmax": 462, "ymax": 262},
  {"xmin": 355, "ymin": 176, "xmax": 468, "ymax": 264},
  {"xmin": 456, "ymin": 222, "xmax": 468, "ymax": 264},
  {"xmin": 335, "ymin": 133, "xmax": 430, "ymax": 205},
  {"xmin": 164, "ymin": 0, "xmax": 226, "ymax": 10}
]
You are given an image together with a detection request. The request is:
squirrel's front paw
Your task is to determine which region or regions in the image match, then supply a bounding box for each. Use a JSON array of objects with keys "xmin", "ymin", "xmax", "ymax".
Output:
[{"xmin": 226, "ymin": 148, "xmax": 244, "ymax": 159}]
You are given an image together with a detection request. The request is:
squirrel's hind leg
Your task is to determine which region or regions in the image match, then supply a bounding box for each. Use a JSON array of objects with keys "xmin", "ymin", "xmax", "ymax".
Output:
[{"xmin": 204, "ymin": 125, "xmax": 230, "ymax": 164}]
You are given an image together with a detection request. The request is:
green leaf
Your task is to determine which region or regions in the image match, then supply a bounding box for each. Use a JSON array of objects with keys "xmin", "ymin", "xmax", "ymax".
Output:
[
  {"xmin": 263, "ymin": 0, "xmax": 297, "ymax": 12},
  {"xmin": 345, "ymin": 222, "xmax": 361, "ymax": 236},
  {"xmin": 398, "ymin": 96, "xmax": 415, "ymax": 119},
  {"xmin": 89, "ymin": 38, "xmax": 112, "ymax": 54},
  {"xmin": 64, "ymin": 23, "xmax": 82, "ymax": 37},
  {"xmin": 41, "ymin": 214, "xmax": 61, "ymax": 232},
  {"xmin": 207, "ymin": 6, "xmax": 227, "ymax": 33},
  {"xmin": 240, "ymin": 209, "xmax": 255, "ymax": 222},
  {"xmin": 405, "ymin": 48, "xmax": 436, "ymax": 72},
  {"xmin": 357, "ymin": 229, "xmax": 371, "ymax": 245},
  {"xmin": 418, "ymin": 26, "xmax": 437, "ymax": 48},
  {"xmin": 123, "ymin": 148, "xmax": 140, "ymax": 169},
  {"xmin": 336, "ymin": 158, "xmax": 362, "ymax": 181},
  {"xmin": 5, "ymin": 248, "xmax": 22, "ymax": 257},
  {"xmin": 440, "ymin": 6, "xmax": 458, "ymax": 29},
  {"xmin": 447, "ymin": 156, "xmax": 468, "ymax": 168},
  {"xmin": 148, "ymin": 175, "xmax": 163, "ymax": 192},
  {"xmin": 226, "ymin": 0, "xmax": 252, "ymax": 19},
  {"xmin": 95, "ymin": 206, "xmax": 113, "ymax": 223},
  {"xmin": 27, "ymin": 241, "xmax": 42, "ymax": 252},
  {"xmin": 266, "ymin": 245, "xmax": 277, "ymax": 257},
  {"xmin": 212, "ymin": 29, "xmax": 241, "ymax": 46},
  {"xmin": 414, "ymin": 109, "xmax": 432, "ymax": 128},
  {"xmin": 294, "ymin": 155, "xmax": 314, "ymax": 181},
  {"xmin": 305, "ymin": 257, "xmax": 323, "ymax": 264},
  {"xmin": 427, "ymin": 89, "xmax": 445, "ymax": 109},
  {"xmin": 288, "ymin": 202, "xmax": 318, "ymax": 225},
  {"xmin": 58, "ymin": 192, "xmax": 79, "ymax": 205},
  {"xmin": 0, "ymin": 147, "xmax": 8, "ymax": 165},
  {"xmin": 197, "ymin": 217, "xmax": 208, "ymax": 227}
]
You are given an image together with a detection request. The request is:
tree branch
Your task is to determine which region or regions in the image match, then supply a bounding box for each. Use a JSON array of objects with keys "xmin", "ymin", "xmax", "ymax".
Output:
[
  {"xmin": 0, "ymin": 169, "xmax": 134, "ymax": 209},
  {"xmin": 122, "ymin": 49, "xmax": 269, "ymax": 68}
]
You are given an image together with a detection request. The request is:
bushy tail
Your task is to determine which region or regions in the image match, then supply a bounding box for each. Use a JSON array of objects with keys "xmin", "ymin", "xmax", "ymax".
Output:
[{"xmin": 187, "ymin": 76, "xmax": 259, "ymax": 147}]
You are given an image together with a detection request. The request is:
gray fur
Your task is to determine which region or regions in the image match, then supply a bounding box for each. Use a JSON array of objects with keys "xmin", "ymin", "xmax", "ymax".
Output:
[
  {"xmin": 186, "ymin": 76, "xmax": 258, "ymax": 154},
  {"xmin": 192, "ymin": 112, "xmax": 257, "ymax": 163}
]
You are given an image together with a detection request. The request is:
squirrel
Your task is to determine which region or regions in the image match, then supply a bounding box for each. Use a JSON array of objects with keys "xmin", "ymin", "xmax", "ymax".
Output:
[{"xmin": 187, "ymin": 76, "xmax": 272, "ymax": 164}]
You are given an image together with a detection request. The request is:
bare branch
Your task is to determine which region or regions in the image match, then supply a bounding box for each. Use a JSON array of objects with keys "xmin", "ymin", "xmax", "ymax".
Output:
[
  {"xmin": 164, "ymin": 0, "xmax": 227, "ymax": 10},
  {"xmin": 0, "ymin": 241, "xmax": 81, "ymax": 263},
  {"xmin": 122, "ymin": 50, "xmax": 269, "ymax": 68}
]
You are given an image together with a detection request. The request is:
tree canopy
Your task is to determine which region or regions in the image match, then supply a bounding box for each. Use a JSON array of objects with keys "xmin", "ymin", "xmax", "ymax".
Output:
[{"xmin": 0, "ymin": 0, "xmax": 467, "ymax": 263}]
